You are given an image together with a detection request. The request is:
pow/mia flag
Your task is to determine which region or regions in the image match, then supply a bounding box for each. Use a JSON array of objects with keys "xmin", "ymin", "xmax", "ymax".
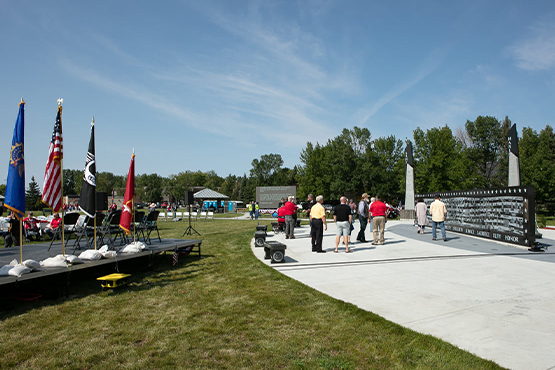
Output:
[{"xmin": 79, "ymin": 118, "xmax": 96, "ymax": 218}]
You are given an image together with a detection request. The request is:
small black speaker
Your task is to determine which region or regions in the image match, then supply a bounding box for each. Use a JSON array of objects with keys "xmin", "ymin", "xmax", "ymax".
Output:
[
  {"xmin": 184, "ymin": 191, "xmax": 195, "ymax": 205},
  {"xmin": 96, "ymin": 192, "xmax": 108, "ymax": 211}
]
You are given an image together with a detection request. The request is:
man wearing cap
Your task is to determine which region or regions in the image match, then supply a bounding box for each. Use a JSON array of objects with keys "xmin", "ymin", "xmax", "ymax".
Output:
[
  {"xmin": 356, "ymin": 193, "xmax": 370, "ymax": 243},
  {"xmin": 430, "ymin": 194, "xmax": 447, "ymax": 241}
]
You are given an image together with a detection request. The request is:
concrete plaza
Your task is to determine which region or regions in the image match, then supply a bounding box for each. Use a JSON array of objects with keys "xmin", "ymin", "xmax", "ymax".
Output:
[{"xmin": 252, "ymin": 219, "xmax": 555, "ymax": 370}]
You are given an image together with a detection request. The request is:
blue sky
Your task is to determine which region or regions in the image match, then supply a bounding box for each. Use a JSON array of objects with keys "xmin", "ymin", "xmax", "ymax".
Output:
[{"xmin": 2, "ymin": 0, "xmax": 555, "ymax": 187}]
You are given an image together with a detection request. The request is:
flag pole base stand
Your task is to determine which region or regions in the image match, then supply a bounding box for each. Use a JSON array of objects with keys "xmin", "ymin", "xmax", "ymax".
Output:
[
  {"xmin": 97, "ymin": 273, "xmax": 131, "ymax": 293},
  {"xmin": 529, "ymin": 242, "xmax": 548, "ymax": 252}
]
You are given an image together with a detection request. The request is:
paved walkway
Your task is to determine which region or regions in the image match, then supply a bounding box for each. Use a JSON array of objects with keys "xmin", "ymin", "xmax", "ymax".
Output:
[{"xmin": 252, "ymin": 220, "xmax": 555, "ymax": 370}]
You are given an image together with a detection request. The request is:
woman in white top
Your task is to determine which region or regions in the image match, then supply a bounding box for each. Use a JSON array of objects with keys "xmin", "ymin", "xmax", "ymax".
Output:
[{"xmin": 415, "ymin": 197, "xmax": 428, "ymax": 234}]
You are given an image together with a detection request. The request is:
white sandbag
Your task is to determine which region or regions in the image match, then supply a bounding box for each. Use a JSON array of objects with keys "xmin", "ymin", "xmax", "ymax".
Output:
[
  {"xmin": 101, "ymin": 250, "xmax": 117, "ymax": 259},
  {"xmin": 134, "ymin": 241, "xmax": 146, "ymax": 250},
  {"xmin": 65, "ymin": 255, "xmax": 84, "ymax": 264},
  {"xmin": 9, "ymin": 259, "xmax": 19, "ymax": 266},
  {"xmin": 23, "ymin": 259, "xmax": 45, "ymax": 272},
  {"xmin": 8, "ymin": 264, "xmax": 32, "ymax": 277},
  {"xmin": 78, "ymin": 249, "xmax": 102, "ymax": 260},
  {"xmin": 40, "ymin": 255, "xmax": 68, "ymax": 268},
  {"xmin": 120, "ymin": 241, "xmax": 146, "ymax": 254},
  {"xmin": 0, "ymin": 265, "xmax": 14, "ymax": 276},
  {"xmin": 98, "ymin": 245, "xmax": 109, "ymax": 253}
]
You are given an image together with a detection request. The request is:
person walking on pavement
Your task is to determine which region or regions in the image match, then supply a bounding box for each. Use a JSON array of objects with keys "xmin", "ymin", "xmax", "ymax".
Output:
[
  {"xmin": 369, "ymin": 195, "xmax": 387, "ymax": 245},
  {"xmin": 430, "ymin": 194, "xmax": 448, "ymax": 241},
  {"xmin": 333, "ymin": 196, "xmax": 353, "ymax": 253},
  {"xmin": 415, "ymin": 197, "xmax": 428, "ymax": 234},
  {"xmin": 356, "ymin": 193, "xmax": 370, "ymax": 242},
  {"xmin": 310, "ymin": 195, "xmax": 327, "ymax": 253}
]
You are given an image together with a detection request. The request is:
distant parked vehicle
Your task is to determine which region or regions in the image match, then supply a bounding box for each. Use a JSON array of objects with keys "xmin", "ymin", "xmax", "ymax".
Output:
[{"xmin": 161, "ymin": 202, "xmax": 168, "ymax": 208}]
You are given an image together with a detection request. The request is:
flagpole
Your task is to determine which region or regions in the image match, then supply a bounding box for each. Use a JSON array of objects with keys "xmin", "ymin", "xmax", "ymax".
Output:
[
  {"xmin": 19, "ymin": 98, "xmax": 25, "ymax": 263},
  {"xmin": 19, "ymin": 218, "xmax": 23, "ymax": 263},
  {"xmin": 57, "ymin": 98, "xmax": 66, "ymax": 256},
  {"xmin": 94, "ymin": 216, "xmax": 97, "ymax": 250},
  {"xmin": 93, "ymin": 116, "xmax": 97, "ymax": 250},
  {"xmin": 132, "ymin": 147, "xmax": 135, "ymax": 244},
  {"xmin": 132, "ymin": 198, "xmax": 136, "ymax": 244}
]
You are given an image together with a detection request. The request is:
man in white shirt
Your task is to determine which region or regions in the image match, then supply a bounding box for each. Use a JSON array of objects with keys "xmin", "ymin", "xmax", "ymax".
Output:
[{"xmin": 429, "ymin": 194, "xmax": 447, "ymax": 241}]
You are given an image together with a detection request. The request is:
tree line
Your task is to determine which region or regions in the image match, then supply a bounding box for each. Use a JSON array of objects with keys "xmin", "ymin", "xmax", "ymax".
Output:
[{"xmin": 4, "ymin": 115, "xmax": 554, "ymax": 214}]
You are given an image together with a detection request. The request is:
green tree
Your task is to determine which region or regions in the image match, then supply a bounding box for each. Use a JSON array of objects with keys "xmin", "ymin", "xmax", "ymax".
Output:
[
  {"xmin": 96, "ymin": 172, "xmax": 125, "ymax": 195},
  {"xmin": 520, "ymin": 125, "xmax": 555, "ymax": 213},
  {"xmin": 368, "ymin": 135, "xmax": 404, "ymax": 202},
  {"xmin": 298, "ymin": 142, "xmax": 332, "ymax": 200},
  {"xmin": 204, "ymin": 170, "xmax": 224, "ymax": 190},
  {"xmin": 0, "ymin": 184, "xmax": 6, "ymax": 196},
  {"xmin": 250, "ymin": 154, "xmax": 284, "ymax": 186},
  {"xmin": 465, "ymin": 116, "xmax": 504, "ymax": 188},
  {"xmin": 220, "ymin": 174, "xmax": 238, "ymax": 198},
  {"xmin": 63, "ymin": 169, "xmax": 82, "ymax": 196},
  {"xmin": 413, "ymin": 125, "xmax": 468, "ymax": 193},
  {"xmin": 25, "ymin": 176, "xmax": 42, "ymax": 211},
  {"xmin": 136, "ymin": 173, "xmax": 164, "ymax": 203}
]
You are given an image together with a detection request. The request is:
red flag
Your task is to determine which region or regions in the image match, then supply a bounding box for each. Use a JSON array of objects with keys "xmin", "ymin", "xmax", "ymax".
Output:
[
  {"xmin": 42, "ymin": 104, "xmax": 63, "ymax": 212},
  {"xmin": 119, "ymin": 152, "xmax": 135, "ymax": 234}
]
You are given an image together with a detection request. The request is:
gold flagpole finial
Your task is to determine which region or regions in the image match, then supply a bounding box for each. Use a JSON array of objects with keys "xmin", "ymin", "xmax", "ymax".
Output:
[
  {"xmin": 19, "ymin": 97, "xmax": 25, "ymax": 106},
  {"xmin": 57, "ymin": 97, "xmax": 63, "ymax": 106},
  {"xmin": 92, "ymin": 116, "xmax": 95, "ymax": 124}
]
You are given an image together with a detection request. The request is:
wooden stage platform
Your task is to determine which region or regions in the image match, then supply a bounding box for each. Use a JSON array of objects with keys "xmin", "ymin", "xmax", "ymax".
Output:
[{"xmin": 0, "ymin": 238, "xmax": 202, "ymax": 294}]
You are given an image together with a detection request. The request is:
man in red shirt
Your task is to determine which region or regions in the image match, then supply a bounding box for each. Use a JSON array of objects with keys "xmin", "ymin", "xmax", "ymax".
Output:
[
  {"xmin": 284, "ymin": 196, "xmax": 297, "ymax": 239},
  {"xmin": 369, "ymin": 195, "xmax": 387, "ymax": 245}
]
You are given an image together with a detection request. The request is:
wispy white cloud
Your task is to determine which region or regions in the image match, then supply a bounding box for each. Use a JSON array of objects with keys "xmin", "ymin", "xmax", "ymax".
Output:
[
  {"xmin": 507, "ymin": 16, "xmax": 555, "ymax": 71},
  {"xmin": 355, "ymin": 48, "xmax": 446, "ymax": 125},
  {"xmin": 59, "ymin": 58, "xmax": 198, "ymax": 123},
  {"xmin": 59, "ymin": 1, "xmax": 353, "ymax": 154}
]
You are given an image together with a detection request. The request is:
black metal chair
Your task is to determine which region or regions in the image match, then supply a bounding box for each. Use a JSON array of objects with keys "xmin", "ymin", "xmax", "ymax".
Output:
[
  {"xmin": 139, "ymin": 210, "xmax": 161, "ymax": 245},
  {"xmin": 133, "ymin": 210, "xmax": 145, "ymax": 242},
  {"xmin": 73, "ymin": 213, "xmax": 105, "ymax": 251},
  {"xmin": 98, "ymin": 210, "xmax": 125, "ymax": 248}
]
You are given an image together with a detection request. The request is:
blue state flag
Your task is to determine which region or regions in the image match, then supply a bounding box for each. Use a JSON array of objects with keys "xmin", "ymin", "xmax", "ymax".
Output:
[{"xmin": 4, "ymin": 101, "xmax": 26, "ymax": 219}]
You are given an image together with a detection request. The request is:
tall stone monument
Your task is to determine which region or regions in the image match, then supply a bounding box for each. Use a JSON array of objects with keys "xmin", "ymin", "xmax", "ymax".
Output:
[
  {"xmin": 508, "ymin": 124, "xmax": 521, "ymax": 187},
  {"xmin": 400, "ymin": 142, "xmax": 415, "ymax": 220}
]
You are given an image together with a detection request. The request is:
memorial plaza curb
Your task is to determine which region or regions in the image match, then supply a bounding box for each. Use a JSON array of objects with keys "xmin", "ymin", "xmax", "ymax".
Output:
[{"xmin": 251, "ymin": 219, "xmax": 555, "ymax": 370}]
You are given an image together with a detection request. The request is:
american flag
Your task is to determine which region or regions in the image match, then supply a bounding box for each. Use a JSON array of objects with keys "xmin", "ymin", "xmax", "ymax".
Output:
[
  {"xmin": 172, "ymin": 251, "xmax": 179, "ymax": 266},
  {"xmin": 42, "ymin": 105, "xmax": 63, "ymax": 212}
]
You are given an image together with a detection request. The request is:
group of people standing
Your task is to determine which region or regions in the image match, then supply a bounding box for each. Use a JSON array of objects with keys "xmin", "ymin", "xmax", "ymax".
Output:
[
  {"xmin": 304, "ymin": 193, "xmax": 389, "ymax": 253},
  {"xmin": 247, "ymin": 201, "xmax": 260, "ymax": 220}
]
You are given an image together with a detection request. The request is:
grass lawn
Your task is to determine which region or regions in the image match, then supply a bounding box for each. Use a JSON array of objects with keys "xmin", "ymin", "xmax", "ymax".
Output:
[{"xmin": 0, "ymin": 219, "xmax": 505, "ymax": 369}]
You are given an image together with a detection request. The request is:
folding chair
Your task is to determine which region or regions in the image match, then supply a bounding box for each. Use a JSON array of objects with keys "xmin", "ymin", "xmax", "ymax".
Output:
[
  {"xmin": 141, "ymin": 210, "xmax": 161, "ymax": 244},
  {"xmin": 98, "ymin": 210, "xmax": 124, "ymax": 248},
  {"xmin": 73, "ymin": 213, "xmax": 105, "ymax": 252},
  {"xmin": 207, "ymin": 211, "xmax": 214, "ymax": 220},
  {"xmin": 133, "ymin": 210, "xmax": 145, "ymax": 241}
]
